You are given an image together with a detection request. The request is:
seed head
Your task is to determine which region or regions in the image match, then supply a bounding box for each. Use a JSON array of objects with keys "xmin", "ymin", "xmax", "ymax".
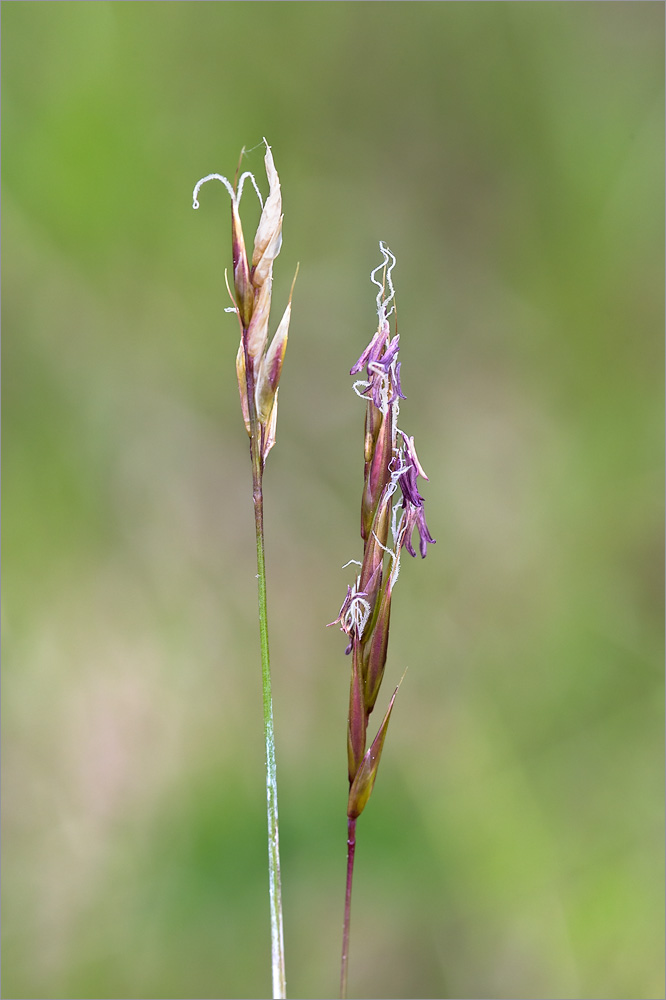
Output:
[
  {"xmin": 334, "ymin": 242, "xmax": 434, "ymax": 820},
  {"xmin": 193, "ymin": 140, "xmax": 296, "ymax": 463}
]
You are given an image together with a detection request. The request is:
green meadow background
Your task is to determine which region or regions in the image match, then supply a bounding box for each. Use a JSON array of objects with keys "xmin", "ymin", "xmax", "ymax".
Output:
[{"xmin": 2, "ymin": 3, "xmax": 664, "ymax": 998}]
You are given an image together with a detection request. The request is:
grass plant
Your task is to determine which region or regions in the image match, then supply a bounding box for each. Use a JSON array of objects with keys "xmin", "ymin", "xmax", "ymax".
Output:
[
  {"xmin": 192, "ymin": 140, "xmax": 294, "ymax": 1000},
  {"xmin": 329, "ymin": 244, "xmax": 435, "ymax": 998}
]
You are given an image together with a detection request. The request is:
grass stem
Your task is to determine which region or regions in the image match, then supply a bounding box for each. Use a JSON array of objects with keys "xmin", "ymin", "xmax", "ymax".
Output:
[
  {"xmin": 340, "ymin": 816, "xmax": 357, "ymax": 999},
  {"xmin": 252, "ymin": 450, "xmax": 286, "ymax": 1000}
]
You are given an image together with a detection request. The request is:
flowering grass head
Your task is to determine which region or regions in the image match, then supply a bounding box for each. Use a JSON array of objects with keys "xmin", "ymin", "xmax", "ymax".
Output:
[
  {"xmin": 331, "ymin": 241, "xmax": 434, "ymax": 819},
  {"xmin": 193, "ymin": 139, "xmax": 295, "ymax": 465}
]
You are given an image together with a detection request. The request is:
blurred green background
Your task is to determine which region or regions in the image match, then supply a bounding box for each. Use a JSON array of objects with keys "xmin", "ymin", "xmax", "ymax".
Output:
[{"xmin": 2, "ymin": 3, "xmax": 664, "ymax": 998}]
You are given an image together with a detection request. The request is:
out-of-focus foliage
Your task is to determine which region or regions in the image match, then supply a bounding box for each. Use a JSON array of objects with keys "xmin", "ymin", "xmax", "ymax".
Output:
[{"xmin": 2, "ymin": 3, "xmax": 663, "ymax": 998}]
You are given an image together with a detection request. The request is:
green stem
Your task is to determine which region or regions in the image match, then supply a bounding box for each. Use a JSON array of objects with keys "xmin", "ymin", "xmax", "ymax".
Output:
[
  {"xmin": 251, "ymin": 443, "xmax": 286, "ymax": 999},
  {"xmin": 340, "ymin": 815, "xmax": 357, "ymax": 1000}
]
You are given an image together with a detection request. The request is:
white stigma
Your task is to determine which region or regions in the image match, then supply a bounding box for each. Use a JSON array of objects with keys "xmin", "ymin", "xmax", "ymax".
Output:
[{"xmin": 370, "ymin": 241, "xmax": 396, "ymax": 322}]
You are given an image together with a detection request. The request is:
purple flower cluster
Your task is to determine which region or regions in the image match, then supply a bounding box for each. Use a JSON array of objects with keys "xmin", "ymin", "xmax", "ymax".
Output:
[
  {"xmin": 350, "ymin": 278, "xmax": 435, "ymax": 562},
  {"xmin": 350, "ymin": 321, "xmax": 406, "ymax": 413},
  {"xmin": 332, "ymin": 242, "xmax": 435, "ymax": 831},
  {"xmin": 395, "ymin": 431, "xmax": 435, "ymax": 559}
]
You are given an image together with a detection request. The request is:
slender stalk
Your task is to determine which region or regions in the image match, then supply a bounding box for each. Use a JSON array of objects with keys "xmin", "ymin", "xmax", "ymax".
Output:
[
  {"xmin": 340, "ymin": 816, "xmax": 357, "ymax": 1000},
  {"xmin": 250, "ymin": 420, "xmax": 286, "ymax": 999},
  {"xmin": 238, "ymin": 151, "xmax": 286, "ymax": 997}
]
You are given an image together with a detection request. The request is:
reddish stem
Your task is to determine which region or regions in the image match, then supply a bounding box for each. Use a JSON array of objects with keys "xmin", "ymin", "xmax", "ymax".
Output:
[{"xmin": 340, "ymin": 815, "xmax": 357, "ymax": 999}]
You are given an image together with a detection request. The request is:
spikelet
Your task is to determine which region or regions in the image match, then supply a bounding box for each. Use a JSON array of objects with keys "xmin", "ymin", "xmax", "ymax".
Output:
[
  {"xmin": 330, "ymin": 243, "xmax": 435, "ymax": 820},
  {"xmin": 193, "ymin": 140, "xmax": 296, "ymax": 464}
]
